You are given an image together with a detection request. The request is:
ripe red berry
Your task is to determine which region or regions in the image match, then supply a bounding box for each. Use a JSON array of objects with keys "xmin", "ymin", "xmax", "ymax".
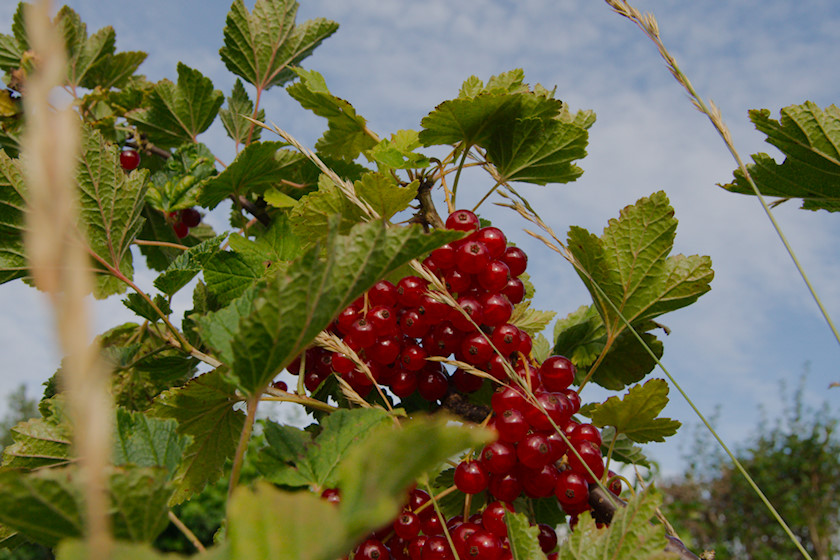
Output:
[
  {"xmin": 479, "ymin": 440, "xmax": 517, "ymax": 474},
  {"xmin": 119, "ymin": 147, "xmax": 140, "ymax": 171},
  {"xmin": 490, "ymin": 324, "xmax": 520, "ymax": 356},
  {"xmin": 356, "ymin": 538, "xmax": 390, "ymax": 560},
  {"xmin": 172, "ymin": 220, "xmax": 189, "ymax": 239},
  {"xmin": 271, "ymin": 380, "xmax": 288, "ymax": 391},
  {"xmin": 180, "ymin": 207, "xmax": 201, "ymax": 228},
  {"xmin": 500, "ymin": 246, "xmax": 528, "ymax": 277},
  {"xmin": 454, "ymin": 460, "xmax": 489, "ymax": 494},
  {"xmin": 539, "ymin": 355, "xmax": 576, "ymax": 391},
  {"xmin": 458, "ymin": 332, "xmax": 494, "ymax": 365},
  {"xmin": 451, "ymin": 367, "xmax": 483, "ymax": 393},
  {"xmin": 397, "ymin": 276, "xmax": 429, "ymax": 307},
  {"xmin": 417, "ymin": 366, "xmax": 449, "ymax": 401},
  {"xmin": 481, "ymin": 501, "xmax": 513, "ymax": 538},
  {"xmin": 537, "ymin": 524, "xmax": 558, "ymax": 553},
  {"xmin": 369, "ymin": 280, "xmax": 398, "ymax": 307},
  {"xmin": 567, "ymin": 440, "xmax": 605, "ymax": 483},
  {"xmin": 455, "ymin": 240, "xmax": 491, "ymax": 275},
  {"xmin": 446, "ymin": 209, "xmax": 480, "ymax": 232},
  {"xmin": 554, "ymin": 470, "xmax": 589, "ymax": 506},
  {"xmin": 466, "ymin": 530, "xmax": 503, "ymax": 560},
  {"xmin": 488, "ymin": 473, "xmax": 522, "ymax": 502},
  {"xmin": 394, "ymin": 511, "xmax": 422, "ymax": 540},
  {"xmin": 501, "ymin": 277, "xmax": 525, "ymax": 304}
]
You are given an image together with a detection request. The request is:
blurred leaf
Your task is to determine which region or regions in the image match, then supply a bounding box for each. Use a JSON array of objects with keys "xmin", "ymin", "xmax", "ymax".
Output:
[
  {"xmin": 58, "ymin": 6, "xmax": 116, "ymax": 89},
  {"xmin": 227, "ymin": 220, "xmax": 461, "ymax": 396},
  {"xmin": 355, "ymin": 173, "xmax": 418, "ymax": 221},
  {"xmin": 1, "ymin": 414, "xmax": 72, "ymax": 470},
  {"xmin": 220, "ymin": 78, "xmax": 264, "ymax": 145},
  {"xmin": 338, "ymin": 414, "xmax": 493, "ymax": 539},
  {"xmin": 220, "ymin": 0, "xmax": 338, "ymax": 91},
  {"xmin": 506, "ymin": 510, "xmax": 548, "ymax": 560},
  {"xmin": 77, "ymin": 126, "xmax": 148, "ymax": 298},
  {"xmin": 149, "ymin": 370, "xmax": 245, "ymax": 505},
  {"xmin": 721, "ymin": 102, "xmax": 840, "ymax": 212},
  {"xmin": 228, "ymin": 482, "xmax": 348, "ymax": 560},
  {"xmin": 108, "ymin": 466, "xmax": 174, "ymax": 543},
  {"xmin": 567, "ymin": 191, "xmax": 713, "ymax": 344},
  {"xmin": 588, "ymin": 379, "xmax": 681, "ymax": 443},
  {"xmin": 127, "ymin": 63, "xmax": 223, "ymax": 148},
  {"xmin": 557, "ymin": 487, "xmax": 675, "ymax": 560},
  {"xmin": 113, "ymin": 408, "xmax": 191, "ymax": 478},
  {"xmin": 57, "ymin": 539, "xmax": 229, "ymax": 560},
  {"xmin": 287, "ymin": 68, "xmax": 376, "ymax": 160},
  {"xmin": 199, "ymin": 142, "xmax": 306, "ymax": 210}
]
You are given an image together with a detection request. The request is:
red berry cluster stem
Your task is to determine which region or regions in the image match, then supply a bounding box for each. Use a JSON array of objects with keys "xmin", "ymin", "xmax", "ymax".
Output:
[{"xmin": 167, "ymin": 207, "xmax": 202, "ymax": 239}]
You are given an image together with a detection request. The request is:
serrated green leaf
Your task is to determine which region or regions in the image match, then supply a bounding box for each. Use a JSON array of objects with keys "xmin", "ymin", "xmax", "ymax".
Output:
[
  {"xmin": 567, "ymin": 191, "xmax": 713, "ymax": 342},
  {"xmin": 228, "ymin": 220, "xmax": 461, "ymax": 395},
  {"xmin": 367, "ymin": 129, "xmax": 431, "ymax": 170},
  {"xmin": 229, "ymin": 213, "xmax": 303, "ymax": 267},
  {"xmin": 338, "ymin": 414, "xmax": 493, "ymax": 539},
  {"xmin": 487, "ymin": 117, "xmax": 587, "ymax": 185},
  {"xmin": 1, "ymin": 414, "xmax": 72, "ymax": 470},
  {"xmin": 57, "ymin": 6, "xmax": 116, "ymax": 89},
  {"xmin": 127, "ymin": 62, "xmax": 223, "ymax": 148},
  {"xmin": 263, "ymin": 188, "xmax": 298, "ymax": 208},
  {"xmin": 0, "ymin": 33, "xmax": 23, "ymax": 71},
  {"xmin": 0, "ymin": 150, "xmax": 28, "ymax": 285},
  {"xmin": 219, "ymin": 78, "xmax": 265, "ymax": 145},
  {"xmin": 145, "ymin": 143, "xmax": 217, "ymax": 213},
  {"xmin": 558, "ymin": 487, "xmax": 676, "ymax": 560},
  {"xmin": 83, "ymin": 50, "xmax": 147, "ymax": 90},
  {"xmin": 77, "ymin": 126, "xmax": 148, "ymax": 298},
  {"xmin": 199, "ymin": 142, "xmax": 305, "ymax": 210},
  {"xmin": 113, "ymin": 408, "xmax": 191, "ymax": 478},
  {"xmin": 148, "ymin": 370, "xmax": 245, "ymax": 505},
  {"xmin": 228, "ymin": 482, "xmax": 348, "ymax": 560},
  {"xmin": 506, "ymin": 510, "xmax": 548, "ymax": 560},
  {"xmin": 122, "ymin": 292, "xmax": 172, "ymax": 322},
  {"xmin": 509, "ymin": 301, "xmax": 556, "ymax": 336},
  {"xmin": 153, "ymin": 235, "xmax": 225, "ymax": 296},
  {"xmin": 287, "ymin": 68, "xmax": 376, "ymax": 160},
  {"xmin": 196, "ymin": 285, "xmax": 259, "ymax": 364},
  {"xmin": 553, "ymin": 304, "xmax": 605, "ymax": 368},
  {"xmin": 530, "ymin": 496, "xmax": 566, "ymax": 528},
  {"xmin": 355, "ymin": 173, "xmax": 418, "ymax": 220},
  {"xmin": 531, "ymin": 333, "xmax": 551, "ymax": 363},
  {"xmin": 202, "ymin": 248, "xmax": 265, "ymax": 307},
  {"xmin": 255, "ymin": 420, "xmax": 313, "ymax": 488},
  {"xmin": 721, "ymin": 102, "xmax": 840, "ymax": 212},
  {"xmin": 289, "ymin": 174, "xmax": 367, "ymax": 243},
  {"xmin": 589, "ymin": 379, "xmax": 681, "ymax": 443},
  {"xmin": 220, "ymin": 0, "xmax": 338, "ymax": 91}
]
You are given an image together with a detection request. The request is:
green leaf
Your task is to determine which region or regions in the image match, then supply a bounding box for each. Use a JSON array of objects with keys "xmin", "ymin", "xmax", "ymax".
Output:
[
  {"xmin": 287, "ymin": 68, "xmax": 376, "ymax": 160},
  {"xmin": 57, "ymin": 6, "xmax": 116, "ymax": 89},
  {"xmin": 77, "ymin": 126, "xmax": 148, "ymax": 298},
  {"xmin": 1, "ymin": 414, "xmax": 72, "ymax": 470},
  {"xmin": 509, "ymin": 301, "xmax": 556, "ymax": 336},
  {"xmin": 355, "ymin": 173, "xmax": 418, "ymax": 221},
  {"xmin": 127, "ymin": 62, "xmax": 223, "ymax": 148},
  {"xmin": 220, "ymin": 0, "xmax": 338, "ymax": 91},
  {"xmin": 0, "ymin": 150, "xmax": 28, "ymax": 285},
  {"xmin": 202, "ymin": 247, "xmax": 265, "ymax": 307},
  {"xmin": 557, "ymin": 487, "xmax": 676, "ymax": 560},
  {"xmin": 122, "ymin": 292, "xmax": 172, "ymax": 323},
  {"xmin": 228, "ymin": 213, "xmax": 303, "ymax": 267},
  {"xmin": 506, "ymin": 510, "xmax": 548, "ymax": 560},
  {"xmin": 531, "ymin": 333, "xmax": 551, "ymax": 363},
  {"xmin": 0, "ymin": 33, "xmax": 23, "ymax": 72},
  {"xmin": 153, "ymin": 235, "xmax": 225, "ymax": 296},
  {"xmin": 721, "ymin": 102, "xmax": 840, "ymax": 212},
  {"xmin": 83, "ymin": 50, "xmax": 147, "ymax": 90},
  {"xmin": 254, "ymin": 421, "xmax": 313, "ymax": 488},
  {"xmin": 367, "ymin": 130, "xmax": 431, "ymax": 170},
  {"xmin": 0, "ymin": 469, "xmax": 83, "ymax": 547},
  {"xmin": 219, "ymin": 78, "xmax": 265, "ymax": 145},
  {"xmin": 199, "ymin": 142, "xmax": 306, "ymax": 210},
  {"xmin": 289, "ymin": 175, "xmax": 367, "ymax": 243},
  {"xmin": 113, "ymin": 408, "xmax": 192, "ymax": 478},
  {"xmin": 57, "ymin": 540, "xmax": 229, "ymax": 560},
  {"xmin": 108, "ymin": 466, "xmax": 173, "ymax": 542},
  {"xmin": 196, "ymin": 285, "xmax": 259, "ymax": 364},
  {"xmin": 553, "ymin": 305, "xmax": 605, "ymax": 368},
  {"xmin": 148, "ymin": 370, "xmax": 246, "ymax": 504},
  {"xmin": 486, "ymin": 117, "xmax": 588, "ymax": 185},
  {"xmin": 145, "ymin": 143, "xmax": 217, "ymax": 213},
  {"xmin": 338, "ymin": 414, "xmax": 493, "ymax": 539},
  {"xmin": 567, "ymin": 191, "xmax": 713, "ymax": 341},
  {"xmin": 227, "ymin": 220, "xmax": 461, "ymax": 396},
  {"xmin": 588, "ymin": 379, "xmax": 681, "ymax": 443},
  {"xmin": 228, "ymin": 482, "xmax": 349, "ymax": 560}
]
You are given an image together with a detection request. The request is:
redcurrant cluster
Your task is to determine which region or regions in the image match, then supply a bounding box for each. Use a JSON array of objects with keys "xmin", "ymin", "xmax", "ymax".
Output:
[
  {"xmin": 167, "ymin": 207, "xmax": 202, "ymax": 239},
  {"xmin": 325, "ymin": 487, "xmax": 558, "ymax": 560},
  {"xmin": 287, "ymin": 209, "xmax": 529, "ymax": 401}
]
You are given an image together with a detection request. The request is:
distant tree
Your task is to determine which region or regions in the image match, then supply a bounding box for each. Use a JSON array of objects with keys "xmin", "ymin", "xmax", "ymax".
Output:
[{"xmin": 661, "ymin": 375, "xmax": 840, "ymax": 560}]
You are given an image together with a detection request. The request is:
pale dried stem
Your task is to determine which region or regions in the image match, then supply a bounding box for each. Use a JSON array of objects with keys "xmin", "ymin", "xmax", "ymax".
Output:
[
  {"xmin": 21, "ymin": 1, "xmax": 111, "ymax": 556},
  {"xmin": 314, "ymin": 331, "xmax": 392, "ymax": 412},
  {"xmin": 167, "ymin": 510, "xmax": 206, "ymax": 554}
]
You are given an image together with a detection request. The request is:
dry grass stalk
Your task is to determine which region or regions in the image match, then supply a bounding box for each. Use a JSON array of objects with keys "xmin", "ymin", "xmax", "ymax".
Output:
[{"xmin": 21, "ymin": 1, "xmax": 112, "ymax": 556}]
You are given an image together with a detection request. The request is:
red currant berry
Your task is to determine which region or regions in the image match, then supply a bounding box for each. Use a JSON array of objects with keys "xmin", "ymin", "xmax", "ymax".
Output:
[
  {"xmin": 567, "ymin": 440, "xmax": 605, "ymax": 483},
  {"xmin": 537, "ymin": 524, "xmax": 558, "ymax": 553},
  {"xmin": 119, "ymin": 147, "xmax": 140, "ymax": 171},
  {"xmin": 477, "ymin": 260, "xmax": 510, "ymax": 292},
  {"xmin": 423, "ymin": 321, "xmax": 463, "ymax": 357},
  {"xmin": 481, "ymin": 501, "xmax": 513, "ymax": 538},
  {"xmin": 501, "ymin": 277, "xmax": 525, "ymax": 304},
  {"xmin": 465, "ymin": 530, "xmax": 503, "ymax": 560},
  {"xmin": 479, "ymin": 440, "xmax": 517, "ymax": 474},
  {"xmin": 500, "ymin": 246, "xmax": 528, "ymax": 277},
  {"xmin": 356, "ymin": 539, "xmax": 390, "ymax": 560},
  {"xmin": 490, "ymin": 324, "xmax": 520, "ymax": 356},
  {"xmin": 400, "ymin": 343, "xmax": 427, "ymax": 371},
  {"xmin": 430, "ymin": 243, "xmax": 456, "ymax": 269},
  {"xmin": 347, "ymin": 318, "xmax": 377, "ymax": 348},
  {"xmin": 455, "ymin": 240, "xmax": 491, "ymax": 275},
  {"xmin": 444, "ymin": 268, "xmax": 473, "ymax": 294},
  {"xmin": 449, "ymin": 296, "xmax": 484, "ymax": 332},
  {"xmin": 458, "ymin": 332, "xmax": 494, "ymax": 365},
  {"xmin": 569, "ymin": 423, "xmax": 602, "ymax": 449},
  {"xmin": 367, "ymin": 336, "xmax": 402, "ymax": 366},
  {"xmin": 399, "ymin": 308, "xmax": 431, "ymax": 338},
  {"xmin": 454, "ymin": 460, "xmax": 489, "ymax": 494},
  {"xmin": 494, "ymin": 408, "xmax": 528, "ymax": 443},
  {"xmin": 397, "ymin": 276, "xmax": 429, "ymax": 307},
  {"xmin": 518, "ymin": 464, "xmax": 560, "ymax": 498},
  {"xmin": 451, "ymin": 368, "xmax": 483, "ymax": 393},
  {"xmin": 180, "ymin": 207, "xmax": 201, "ymax": 228},
  {"xmin": 421, "ymin": 535, "xmax": 453, "ymax": 560},
  {"xmin": 554, "ymin": 470, "xmax": 589, "ymax": 506},
  {"xmin": 488, "ymin": 473, "xmax": 522, "ymax": 503},
  {"xmin": 516, "ymin": 432, "xmax": 553, "ymax": 469},
  {"xmin": 271, "ymin": 380, "xmax": 288, "ymax": 392},
  {"xmin": 480, "ymin": 293, "xmax": 513, "ymax": 327},
  {"xmin": 406, "ymin": 488, "xmax": 431, "ymax": 512},
  {"xmin": 451, "ymin": 523, "xmax": 480, "ymax": 559},
  {"xmin": 446, "ymin": 209, "xmax": 480, "ymax": 232},
  {"xmin": 369, "ymin": 280, "xmax": 398, "ymax": 307},
  {"xmin": 390, "ymin": 369, "xmax": 418, "ymax": 398},
  {"xmin": 320, "ymin": 487, "xmax": 341, "ymax": 505},
  {"xmin": 539, "ymin": 355, "xmax": 576, "ymax": 391},
  {"xmin": 394, "ymin": 511, "xmax": 422, "ymax": 540},
  {"xmin": 367, "ymin": 305, "xmax": 399, "ymax": 337},
  {"xmin": 417, "ymin": 366, "xmax": 449, "ymax": 401},
  {"xmin": 490, "ymin": 386, "xmax": 527, "ymax": 415},
  {"xmin": 173, "ymin": 221, "xmax": 189, "ymax": 239}
]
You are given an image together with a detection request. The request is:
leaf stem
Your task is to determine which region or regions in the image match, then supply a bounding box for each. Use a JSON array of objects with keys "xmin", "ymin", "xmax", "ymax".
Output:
[
  {"xmin": 263, "ymin": 386, "xmax": 339, "ymax": 413},
  {"xmin": 576, "ymin": 338, "xmax": 611, "ymax": 392},
  {"xmin": 133, "ymin": 239, "xmax": 189, "ymax": 251},
  {"xmin": 168, "ymin": 510, "xmax": 206, "ymax": 554},
  {"xmin": 85, "ymin": 247, "xmax": 194, "ymax": 353},
  {"xmin": 228, "ymin": 394, "xmax": 259, "ymax": 500},
  {"xmin": 450, "ymin": 145, "xmax": 472, "ymax": 209},
  {"xmin": 471, "ymin": 178, "xmax": 503, "ymax": 213}
]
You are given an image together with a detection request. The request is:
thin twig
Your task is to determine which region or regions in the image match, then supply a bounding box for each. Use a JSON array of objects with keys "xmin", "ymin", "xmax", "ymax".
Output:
[{"xmin": 168, "ymin": 510, "xmax": 206, "ymax": 554}]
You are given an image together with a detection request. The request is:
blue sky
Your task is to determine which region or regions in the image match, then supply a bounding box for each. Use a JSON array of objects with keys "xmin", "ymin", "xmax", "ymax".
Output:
[{"xmin": 1, "ymin": 0, "xmax": 839, "ymax": 477}]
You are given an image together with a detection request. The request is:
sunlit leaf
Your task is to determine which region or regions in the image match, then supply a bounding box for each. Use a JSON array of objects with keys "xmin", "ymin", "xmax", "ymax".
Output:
[{"xmin": 588, "ymin": 379, "xmax": 681, "ymax": 443}]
